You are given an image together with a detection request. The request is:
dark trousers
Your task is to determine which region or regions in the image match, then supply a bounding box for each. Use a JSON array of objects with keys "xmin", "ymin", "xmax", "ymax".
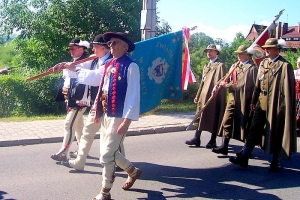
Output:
[{"xmin": 245, "ymin": 108, "xmax": 266, "ymax": 148}]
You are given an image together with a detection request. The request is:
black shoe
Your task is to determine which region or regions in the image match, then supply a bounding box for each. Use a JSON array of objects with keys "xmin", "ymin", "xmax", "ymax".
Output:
[
  {"xmin": 205, "ymin": 141, "xmax": 216, "ymax": 149},
  {"xmin": 229, "ymin": 156, "xmax": 249, "ymax": 168},
  {"xmin": 236, "ymin": 149, "xmax": 252, "ymax": 157},
  {"xmin": 268, "ymin": 161, "xmax": 280, "ymax": 172},
  {"xmin": 185, "ymin": 138, "xmax": 201, "ymax": 147},
  {"xmin": 236, "ymin": 149, "xmax": 243, "ymax": 157},
  {"xmin": 212, "ymin": 146, "xmax": 228, "ymax": 155}
]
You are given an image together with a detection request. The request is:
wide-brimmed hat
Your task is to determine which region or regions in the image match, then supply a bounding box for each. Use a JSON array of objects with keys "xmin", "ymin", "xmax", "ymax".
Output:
[
  {"xmin": 92, "ymin": 34, "xmax": 107, "ymax": 46},
  {"xmin": 103, "ymin": 32, "xmax": 135, "ymax": 52},
  {"xmin": 261, "ymin": 38, "xmax": 280, "ymax": 48},
  {"xmin": 204, "ymin": 44, "xmax": 221, "ymax": 54},
  {"xmin": 234, "ymin": 45, "xmax": 249, "ymax": 54},
  {"xmin": 68, "ymin": 38, "xmax": 90, "ymax": 49}
]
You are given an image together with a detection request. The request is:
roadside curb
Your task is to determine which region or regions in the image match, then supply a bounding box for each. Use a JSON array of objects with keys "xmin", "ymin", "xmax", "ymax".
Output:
[{"xmin": 0, "ymin": 125, "xmax": 195, "ymax": 147}]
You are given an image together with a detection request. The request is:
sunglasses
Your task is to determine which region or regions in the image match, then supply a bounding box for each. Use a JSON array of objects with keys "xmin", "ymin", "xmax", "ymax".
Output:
[{"xmin": 107, "ymin": 40, "xmax": 121, "ymax": 47}]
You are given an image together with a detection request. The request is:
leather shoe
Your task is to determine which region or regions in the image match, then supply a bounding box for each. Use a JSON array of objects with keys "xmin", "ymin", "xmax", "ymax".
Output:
[
  {"xmin": 268, "ymin": 161, "xmax": 280, "ymax": 172},
  {"xmin": 212, "ymin": 146, "xmax": 228, "ymax": 155},
  {"xmin": 185, "ymin": 138, "xmax": 201, "ymax": 147},
  {"xmin": 122, "ymin": 168, "xmax": 142, "ymax": 190},
  {"xmin": 205, "ymin": 141, "xmax": 216, "ymax": 149},
  {"xmin": 92, "ymin": 193, "xmax": 111, "ymax": 200},
  {"xmin": 229, "ymin": 156, "xmax": 249, "ymax": 168},
  {"xmin": 69, "ymin": 150, "xmax": 78, "ymax": 159},
  {"xmin": 51, "ymin": 151, "xmax": 67, "ymax": 161},
  {"xmin": 236, "ymin": 149, "xmax": 252, "ymax": 157}
]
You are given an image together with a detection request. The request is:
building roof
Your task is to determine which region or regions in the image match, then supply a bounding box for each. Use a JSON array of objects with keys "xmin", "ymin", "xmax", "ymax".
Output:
[
  {"xmin": 281, "ymin": 26, "xmax": 300, "ymax": 38},
  {"xmin": 245, "ymin": 23, "xmax": 300, "ymax": 49}
]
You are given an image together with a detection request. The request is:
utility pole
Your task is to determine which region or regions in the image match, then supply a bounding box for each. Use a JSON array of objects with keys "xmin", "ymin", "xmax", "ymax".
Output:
[{"xmin": 141, "ymin": 0, "xmax": 156, "ymax": 40}]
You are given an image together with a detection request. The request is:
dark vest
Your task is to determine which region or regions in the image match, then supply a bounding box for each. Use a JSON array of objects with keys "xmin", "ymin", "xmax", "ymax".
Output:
[
  {"xmin": 106, "ymin": 55, "xmax": 134, "ymax": 117},
  {"xmin": 55, "ymin": 52, "xmax": 89, "ymax": 108}
]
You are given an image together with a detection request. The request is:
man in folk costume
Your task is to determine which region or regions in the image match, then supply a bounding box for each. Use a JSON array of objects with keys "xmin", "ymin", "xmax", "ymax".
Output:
[
  {"xmin": 230, "ymin": 38, "xmax": 297, "ymax": 172},
  {"xmin": 51, "ymin": 38, "xmax": 91, "ymax": 161},
  {"xmin": 212, "ymin": 45, "xmax": 258, "ymax": 155},
  {"xmin": 58, "ymin": 34, "xmax": 125, "ymax": 171},
  {"xmin": 185, "ymin": 44, "xmax": 226, "ymax": 148},
  {"xmin": 294, "ymin": 57, "xmax": 300, "ymax": 130},
  {"xmin": 92, "ymin": 32, "xmax": 141, "ymax": 200}
]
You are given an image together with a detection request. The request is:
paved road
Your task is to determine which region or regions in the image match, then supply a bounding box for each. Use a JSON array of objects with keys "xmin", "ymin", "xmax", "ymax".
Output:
[{"xmin": 0, "ymin": 130, "xmax": 299, "ymax": 200}]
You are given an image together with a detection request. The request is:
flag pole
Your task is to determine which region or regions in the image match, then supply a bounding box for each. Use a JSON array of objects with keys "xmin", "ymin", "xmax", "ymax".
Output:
[{"xmin": 249, "ymin": 9, "xmax": 284, "ymax": 49}]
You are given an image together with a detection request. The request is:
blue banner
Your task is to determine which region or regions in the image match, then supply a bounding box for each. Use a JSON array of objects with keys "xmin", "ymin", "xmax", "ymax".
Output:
[{"xmin": 129, "ymin": 31, "xmax": 183, "ymax": 114}]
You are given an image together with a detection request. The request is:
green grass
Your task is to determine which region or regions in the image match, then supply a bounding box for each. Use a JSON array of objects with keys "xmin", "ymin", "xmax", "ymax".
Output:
[
  {"xmin": 147, "ymin": 99, "xmax": 195, "ymax": 115},
  {"xmin": 0, "ymin": 114, "xmax": 66, "ymax": 122},
  {"xmin": 0, "ymin": 100, "xmax": 196, "ymax": 121}
]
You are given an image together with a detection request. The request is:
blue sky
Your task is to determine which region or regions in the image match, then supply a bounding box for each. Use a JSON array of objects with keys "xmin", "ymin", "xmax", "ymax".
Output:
[{"xmin": 157, "ymin": 0, "xmax": 299, "ymax": 43}]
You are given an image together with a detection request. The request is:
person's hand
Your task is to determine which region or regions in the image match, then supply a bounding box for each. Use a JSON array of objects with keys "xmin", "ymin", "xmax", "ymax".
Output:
[
  {"xmin": 63, "ymin": 62, "xmax": 77, "ymax": 71},
  {"xmin": 219, "ymin": 81, "xmax": 228, "ymax": 87},
  {"xmin": 117, "ymin": 119, "xmax": 132, "ymax": 135},
  {"xmin": 194, "ymin": 98, "xmax": 198, "ymax": 104},
  {"xmin": 49, "ymin": 62, "xmax": 66, "ymax": 73},
  {"xmin": 211, "ymin": 85, "xmax": 219, "ymax": 96},
  {"xmin": 250, "ymin": 104, "xmax": 256, "ymax": 111}
]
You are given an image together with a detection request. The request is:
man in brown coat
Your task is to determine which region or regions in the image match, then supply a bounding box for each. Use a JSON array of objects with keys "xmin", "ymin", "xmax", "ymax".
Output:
[
  {"xmin": 229, "ymin": 38, "xmax": 297, "ymax": 172},
  {"xmin": 185, "ymin": 44, "xmax": 226, "ymax": 148},
  {"xmin": 212, "ymin": 45, "xmax": 258, "ymax": 155}
]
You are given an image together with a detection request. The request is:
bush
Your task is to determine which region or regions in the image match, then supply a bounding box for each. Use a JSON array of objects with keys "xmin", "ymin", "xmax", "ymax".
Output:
[{"xmin": 0, "ymin": 74, "xmax": 65, "ymax": 117}]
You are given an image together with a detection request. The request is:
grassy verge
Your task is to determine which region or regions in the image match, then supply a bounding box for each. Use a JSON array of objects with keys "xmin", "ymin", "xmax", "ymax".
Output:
[
  {"xmin": 0, "ymin": 114, "xmax": 66, "ymax": 122},
  {"xmin": 145, "ymin": 99, "xmax": 195, "ymax": 115},
  {"xmin": 0, "ymin": 100, "xmax": 196, "ymax": 121}
]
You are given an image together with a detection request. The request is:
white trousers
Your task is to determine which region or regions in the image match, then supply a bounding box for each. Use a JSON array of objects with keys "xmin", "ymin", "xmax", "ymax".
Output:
[
  {"xmin": 100, "ymin": 114, "xmax": 131, "ymax": 189},
  {"xmin": 59, "ymin": 107, "xmax": 86, "ymax": 158}
]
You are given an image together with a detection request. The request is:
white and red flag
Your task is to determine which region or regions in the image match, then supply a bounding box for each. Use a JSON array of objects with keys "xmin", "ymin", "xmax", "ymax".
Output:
[
  {"xmin": 247, "ymin": 9, "xmax": 285, "ymax": 65},
  {"xmin": 182, "ymin": 26, "xmax": 196, "ymax": 90}
]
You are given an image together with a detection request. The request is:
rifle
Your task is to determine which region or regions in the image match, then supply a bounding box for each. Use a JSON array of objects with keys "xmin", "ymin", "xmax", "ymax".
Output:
[
  {"xmin": 25, "ymin": 55, "xmax": 98, "ymax": 82},
  {"xmin": 186, "ymin": 62, "xmax": 240, "ymax": 130}
]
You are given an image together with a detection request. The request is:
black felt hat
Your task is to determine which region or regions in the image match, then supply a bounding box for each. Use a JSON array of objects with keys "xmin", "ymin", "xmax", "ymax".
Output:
[
  {"xmin": 103, "ymin": 32, "xmax": 135, "ymax": 52},
  {"xmin": 92, "ymin": 34, "xmax": 107, "ymax": 45}
]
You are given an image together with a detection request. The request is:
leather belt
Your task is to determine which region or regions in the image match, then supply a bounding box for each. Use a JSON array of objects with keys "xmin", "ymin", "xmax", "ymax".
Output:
[{"xmin": 102, "ymin": 93, "xmax": 108, "ymax": 113}]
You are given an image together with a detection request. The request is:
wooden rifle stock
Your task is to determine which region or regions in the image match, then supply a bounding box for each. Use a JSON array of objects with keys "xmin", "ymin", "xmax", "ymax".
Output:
[
  {"xmin": 186, "ymin": 62, "xmax": 240, "ymax": 130},
  {"xmin": 25, "ymin": 55, "xmax": 98, "ymax": 82}
]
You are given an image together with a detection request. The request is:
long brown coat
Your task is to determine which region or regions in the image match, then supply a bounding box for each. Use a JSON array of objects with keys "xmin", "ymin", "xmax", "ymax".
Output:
[
  {"xmin": 251, "ymin": 56, "xmax": 297, "ymax": 159},
  {"xmin": 218, "ymin": 60, "xmax": 258, "ymax": 141},
  {"xmin": 195, "ymin": 58, "xmax": 226, "ymax": 134}
]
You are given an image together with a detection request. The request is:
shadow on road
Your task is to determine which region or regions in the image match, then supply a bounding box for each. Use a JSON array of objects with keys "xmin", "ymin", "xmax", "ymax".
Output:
[
  {"xmin": 115, "ymin": 145, "xmax": 300, "ymax": 199},
  {"xmin": 0, "ymin": 191, "xmax": 16, "ymax": 200}
]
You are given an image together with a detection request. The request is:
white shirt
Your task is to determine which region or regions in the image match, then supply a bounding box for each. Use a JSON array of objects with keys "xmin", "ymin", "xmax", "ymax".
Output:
[{"xmin": 76, "ymin": 52, "xmax": 111, "ymax": 86}]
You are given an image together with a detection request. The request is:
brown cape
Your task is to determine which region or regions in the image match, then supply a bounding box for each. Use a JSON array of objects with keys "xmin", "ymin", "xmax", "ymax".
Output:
[
  {"xmin": 194, "ymin": 58, "xmax": 226, "ymax": 134},
  {"xmin": 252, "ymin": 56, "xmax": 297, "ymax": 159},
  {"xmin": 218, "ymin": 60, "xmax": 258, "ymax": 141}
]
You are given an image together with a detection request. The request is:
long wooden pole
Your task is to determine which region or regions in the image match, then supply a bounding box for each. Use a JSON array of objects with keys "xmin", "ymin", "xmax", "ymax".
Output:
[{"xmin": 25, "ymin": 55, "xmax": 98, "ymax": 82}]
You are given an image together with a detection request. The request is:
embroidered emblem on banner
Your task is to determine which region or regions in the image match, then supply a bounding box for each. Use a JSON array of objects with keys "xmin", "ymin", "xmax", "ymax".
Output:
[{"xmin": 148, "ymin": 57, "xmax": 169, "ymax": 84}]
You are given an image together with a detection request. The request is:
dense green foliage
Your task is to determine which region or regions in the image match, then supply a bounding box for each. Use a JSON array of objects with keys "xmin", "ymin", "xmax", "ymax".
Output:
[
  {"xmin": 0, "ymin": 1, "xmax": 299, "ymax": 118},
  {"xmin": 0, "ymin": 0, "xmax": 143, "ymax": 73},
  {"xmin": 0, "ymin": 74, "xmax": 65, "ymax": 117}
]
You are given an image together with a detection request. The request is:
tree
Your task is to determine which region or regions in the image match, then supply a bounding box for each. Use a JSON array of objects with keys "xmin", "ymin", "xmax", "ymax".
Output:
[{"xmin": 0, "ymin": 0, "xmax": 143, "ymax": 72}]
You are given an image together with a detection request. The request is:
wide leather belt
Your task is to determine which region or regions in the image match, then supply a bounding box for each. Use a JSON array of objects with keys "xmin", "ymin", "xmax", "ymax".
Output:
[{"xmin": 102, "ymin": 93, "xmax": 108, "ymax": 113}]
